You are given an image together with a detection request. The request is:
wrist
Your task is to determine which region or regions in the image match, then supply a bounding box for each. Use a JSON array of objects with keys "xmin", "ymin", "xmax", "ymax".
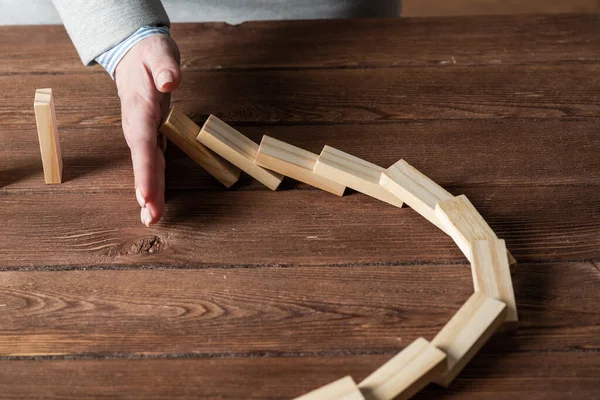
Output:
[{"xmin": 96, "ymin": 25, "xmax": 170, "ymax": 79}]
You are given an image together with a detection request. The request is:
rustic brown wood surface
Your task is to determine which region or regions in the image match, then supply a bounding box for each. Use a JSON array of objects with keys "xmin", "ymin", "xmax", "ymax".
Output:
[{"xmin": 0, "ymin": 14, "xmax": 599, "ymax": 399}]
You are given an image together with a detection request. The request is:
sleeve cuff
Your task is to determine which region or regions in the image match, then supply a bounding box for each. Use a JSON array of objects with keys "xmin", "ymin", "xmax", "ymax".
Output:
[{"xmin": 95, "ymin": 25, "xmax": 170, "ymax": 79}]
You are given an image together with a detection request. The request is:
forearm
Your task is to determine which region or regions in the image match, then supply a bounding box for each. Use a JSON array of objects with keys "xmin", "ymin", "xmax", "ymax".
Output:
[{"xmin": 52, "ymin": 0, "xmax": 170, "ymax": 65}]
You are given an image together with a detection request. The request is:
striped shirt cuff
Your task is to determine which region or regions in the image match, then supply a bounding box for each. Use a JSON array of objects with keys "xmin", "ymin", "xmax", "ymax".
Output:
[{"xmin": 95, "ymin": 25, "xmax": 170, "ymax": 79}]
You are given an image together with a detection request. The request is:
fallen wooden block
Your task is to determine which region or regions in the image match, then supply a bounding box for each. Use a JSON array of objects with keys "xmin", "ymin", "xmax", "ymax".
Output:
[
  {"xmin": 313, "ymin": 146, "xmax": 403, "ymax": 208},
  {"xmin": 432, "ymin": 292, "xmax": 507, "ymax": 387},
  {"xmin": 435, "ymin": 195, "xmax": 516, "ymax": 264},
  {"xmin": 295, "ymin": 376, "xmax": 365, "ymax": 400},
  {"xmin": 380, "ymin": 159, "xmax": 453, "ymax": 232},
  {"xmin": 197, "ymin": 115, "xmax": 283, "ymax": 190},
  {"xmin": 471, "ymin": 239, "xmax": 518, "ymax": 331},
  {"xmin": 159, "ymin": 108, "xmax": 240, "ymax": 188},
  {"xmin": 359, "ymin": 337, "xmax": 447, "ymax": 400},
  {"xmin": 255, "ymin": 135, "xmax": 346, "ymax": 196},
  {"xmin": 33, "ymin": 88, "xmax": 62, "ymax": 184}
]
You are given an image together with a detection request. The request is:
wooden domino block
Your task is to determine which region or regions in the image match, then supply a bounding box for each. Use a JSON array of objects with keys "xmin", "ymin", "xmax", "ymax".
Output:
[
  {"xmin": 472, "ymin": 239, "xmax": 518, "ymax": 331},
  {"xmin": 380, "ymin": 159, "xmax": 453, "ymax": 232},
  {"xmin": 33, "ymin": 88, "xmax": 62, "ymax": 184},
  {"xmin": 295, "ymin": 376, "xmax": 365, "ymax": 400},
  {"xmin": 255, "ymin": 135, "xmax": 346, "ymax": 196},
  {"xmin": 196, "ymin": 115, "xmax": 283, "ymax": 190},
  {"xmin": 435, "ymin": 195, "xmax": 516, "ymax": 264},
  {"xmin": 359, "ymin": 337, "xmax": 447, "ymax": 400},
  {"xmin": 159, "ymin": 107, "xmax": 240, "ymax": 188},
  {"xmin": 432, "ymin": 292, "xmax": 507, "ymax": 387},
  {"xmin": 313, "ymin": 146, "xmax": 403, "ymax": 208}
]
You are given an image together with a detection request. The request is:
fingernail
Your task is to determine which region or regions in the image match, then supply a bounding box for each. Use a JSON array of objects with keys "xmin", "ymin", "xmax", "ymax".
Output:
[
  {"xmin": 157, "ymin": 70, "xmax": 174, "ymax": 90},
  {"xmin": 141, "ymin": 207, "xmax": 153, "ymax": 227},
  {"xmin": 136, "ymin": 187, "xmax": 146, "ymax": 208}
]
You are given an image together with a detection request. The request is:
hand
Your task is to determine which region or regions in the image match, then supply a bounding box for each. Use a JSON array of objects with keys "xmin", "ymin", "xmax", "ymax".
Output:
[{"xmin": 115, "ymin": 34, "xmax": 181, "ymax": 227}]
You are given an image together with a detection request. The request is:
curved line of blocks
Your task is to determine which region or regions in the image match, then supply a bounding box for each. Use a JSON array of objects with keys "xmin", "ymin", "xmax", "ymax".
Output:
[{"xmin": 159, "ymin": 109, "xmax": 518, "ymax": 400}]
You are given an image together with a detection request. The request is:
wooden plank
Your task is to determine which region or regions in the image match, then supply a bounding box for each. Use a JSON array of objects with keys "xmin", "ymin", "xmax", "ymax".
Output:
[
  {"xmin": 471, "ymin": 240, "xmax": 518, "ymax": 331},
  {"xmin": 159, "ymin": 107, "xmax": 240, "ymax": 188},
  {"xmin": 2, "ymin": 119, "xmax": 599, "ymax": 193},
  {"xmin": 380, "ymin": 159, "xmax": 453, "ymax": 232},
  {"xmin": 431, "ymin": 292, "xmax": 507, "ymax": 388},
  {"xmin": 4, "ymin": 65, "xmax": 600, "ymax": 129},
  {"xmin": 1, "ymin": 186, "xmax": 600, "ymax": 267},
  {"xmin": 435, "ymin": 195, "xmax": 515, "ymax": 264},
  {"xmin": 255, "ymin": 135, "xmax": 345, "ymax": 196},
  {"xmin": 3, "ymin": 15, "xmax": 600, "ymax": 75},
  {"xmin": 313, "ymin": 146, "xmax": 403, "ymax": 208},
  {"xmin": 197, "ymin": 115, "xmax": 283, "ymax": 190},
  {"xmin": 402, "ymin": 0, "xmax": 600, "ymax": 16},
  {"xmin": 358, "ymin": 337, "xmax": 446, "ymax": 400},
  {"xmin": 33, "ymin": 88, "xmax": 62, "ymax": 184},
  {"xmin": 0, "ymin": 263, "xmax": 598, "ymax": 356},
  {"xmin": 1, "ymin": 352, "xmax": 598, "ymax": 399},
  {"xmin": 295, "ymin": 376, "xmax": 364, "ymax": 400}
]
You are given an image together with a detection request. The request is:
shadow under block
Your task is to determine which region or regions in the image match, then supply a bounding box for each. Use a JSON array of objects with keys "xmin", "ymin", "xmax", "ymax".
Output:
[
  {"xmin": 33, "ymin": 88, "xmax": 62, "ymax": 184},
  {"xmin": 432, "ymin": 292, "xmax": 507, "ymax": 388},
  {"xmin": 359, "ymin": 337, "xmax": 447, "ymax": 400},
  {"xmin": 159, "ymin": 107, "xmax": 240, "ymax": 188},
  {"xmin": 435, "ymin": 195, "xmax": 516, "ymax": 264},
  {"xmin": 471, "ymin": 239, "xmax": 518, "ymax": 331},
  {"xmin": 295, "ymin": 376, "xmax": 365, "ymax": 400},
  {"xmin": 313, "ymin": 146, "xmax": 404, "ymax": 208},
  {"xmin": 255, "ymin": 135, "xmax": 346, "ymax": 196},
  {"xmin": 196, "ymin": 115, "xmax": 283, "ymax": 190},
  {"xmin": 380, "ymin": 159, "xmax": 453, "ymax": 232}
]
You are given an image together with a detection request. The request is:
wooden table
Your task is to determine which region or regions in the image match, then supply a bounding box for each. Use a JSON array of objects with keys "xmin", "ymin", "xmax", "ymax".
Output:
[{"xmin": 1, "ymin": 13, "xmax": 599, "ymax": 399}]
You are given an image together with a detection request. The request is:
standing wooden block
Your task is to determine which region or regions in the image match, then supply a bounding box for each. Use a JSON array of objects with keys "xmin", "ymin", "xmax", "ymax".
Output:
[
  {"xmin": 432, "ymin": 292, "xmax": 507, "ymax": 387},
  {"xmin": 472, "ymin": 239, "xmax": 518, "ymax": 331},
  {"xmin": 359, "ymin": 337, "xmax": 447, "ymax": 400},
  {"xmin": 295, "ymin": 376, "xmax": 365, "ymax": 400},
  {"xmin": 435, "ymin": 195, "xmax": 516, "ymax": 264},
  {"xmin": 313, "ymin": 146, "xmax": 403, "ymax": 208},
  {"xmin": 255, "ymin": 135, "xmax": 346, "ymax": 196},
  {"xmin": 33, "ymin": 88, "xmax": 62, "ymax": 184},
  {"xmin": 159, "ymin": 108, "xmax": 240, "ymax": 188},
  {"xmin": 380, "ymin": 159, "xmax": 453, "ymax": 232},
  {"xmin": 197, "ymin": 115, "xmax": 283, "ymax": 190}
]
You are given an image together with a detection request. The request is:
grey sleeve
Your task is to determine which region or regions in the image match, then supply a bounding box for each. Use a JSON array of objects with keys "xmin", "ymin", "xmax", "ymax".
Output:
[{"xmin": 52, "ymin": 0, "xmax": 170, "ymax": 66}]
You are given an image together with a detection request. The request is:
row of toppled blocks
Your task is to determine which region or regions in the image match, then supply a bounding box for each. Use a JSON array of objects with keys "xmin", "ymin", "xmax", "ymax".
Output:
[
  {"xmin": 160, "ymin": 107, "xmax": 518, "ymax": 400},
  {"xmin": 32, "ymin": 87, "xmax": 516, "ymax": 399}
]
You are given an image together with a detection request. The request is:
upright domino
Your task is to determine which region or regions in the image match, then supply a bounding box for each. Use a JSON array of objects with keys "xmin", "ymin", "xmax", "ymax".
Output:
[
  {"xmin": 432, "ymin": 292, "xmax": 507, "ymax": 387},
  {"xmin": 33, "ymin": 88, "xmax": 62, "ymax": 184},
  {"xmin": 359, "ymin": 337, "xmax": 446, "ymax": 400},
  {"xmin": 159, "ymin": 108, "xmax": 240, "ymax": 188},
  {"xmin": 313, "ymin": 146, "xmax": 403, "ymax": 208},
  {"xmin": 380, "ymin": 160, "xmax": 453, "ymax": 232},
  {"xmin": 471, "ymin": 239, "xmax": 518, "ymax": 331},
  {"xmin": 295, "ymin": 376, "xmax": 365, "ymax": 400},
  {"xmin": 255, "ymin": 135, "xmax": 346, "ymax": 196},
  {"xmin": 435, "ymin": 195, "xmax": 516, "ymax": 265},
  {"xmin": 197, "ymin": 115, "xmax": 283, "ymax": 190}
]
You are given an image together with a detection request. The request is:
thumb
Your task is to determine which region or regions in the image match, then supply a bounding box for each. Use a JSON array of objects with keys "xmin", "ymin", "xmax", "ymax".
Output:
[{"xmin": 145, "ymin": 36, "xmax": 182, "ymax": 93}]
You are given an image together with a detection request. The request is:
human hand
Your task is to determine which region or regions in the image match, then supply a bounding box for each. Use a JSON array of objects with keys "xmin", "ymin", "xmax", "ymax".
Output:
[{"xmin": 115, "ymin": 34, "xmax": 181, "ymax": 226}]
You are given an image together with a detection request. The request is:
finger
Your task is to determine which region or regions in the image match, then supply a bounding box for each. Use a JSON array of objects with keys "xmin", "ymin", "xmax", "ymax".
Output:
[
  {"xmin": 144, "ymin": 146, "xmax": 166, "ymax": 225},
  {"xmin": 122, "ymin": 96, "xmax": 160, "ymax": 214},
  {"xmin": 144, "ymin": 37, "xmax": 182, "ymax": 93}
]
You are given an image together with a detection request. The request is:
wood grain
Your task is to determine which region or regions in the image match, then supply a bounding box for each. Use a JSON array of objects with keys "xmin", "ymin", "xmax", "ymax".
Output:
[
  {"xmin": 1, "ymin": 185, "xmax": 599, "ymax": 267},
  {"xmin": 3, "ymin": 118, "xmax": 600, "ymax": 192},
  {"xmin": 1, "ymin": 17, "xmax": 599, "ymax": 399},
  {"xmin": 0, "ymin": 263, "xmax": 598, "ymax": 357},
  {"xmin": 402, "ymin": 0, "xmax": 600, "ymax": 17},
  {"xmin": 0, "ymin": 352, "xmax": 598, "ymax": 399},
  {"xmin": 2, "ymin": 15, "xmax": 599, "ymax": 75},
  {"xmin": 3, "ymin": 65, "xmax": 600, "ymax": 129}
]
